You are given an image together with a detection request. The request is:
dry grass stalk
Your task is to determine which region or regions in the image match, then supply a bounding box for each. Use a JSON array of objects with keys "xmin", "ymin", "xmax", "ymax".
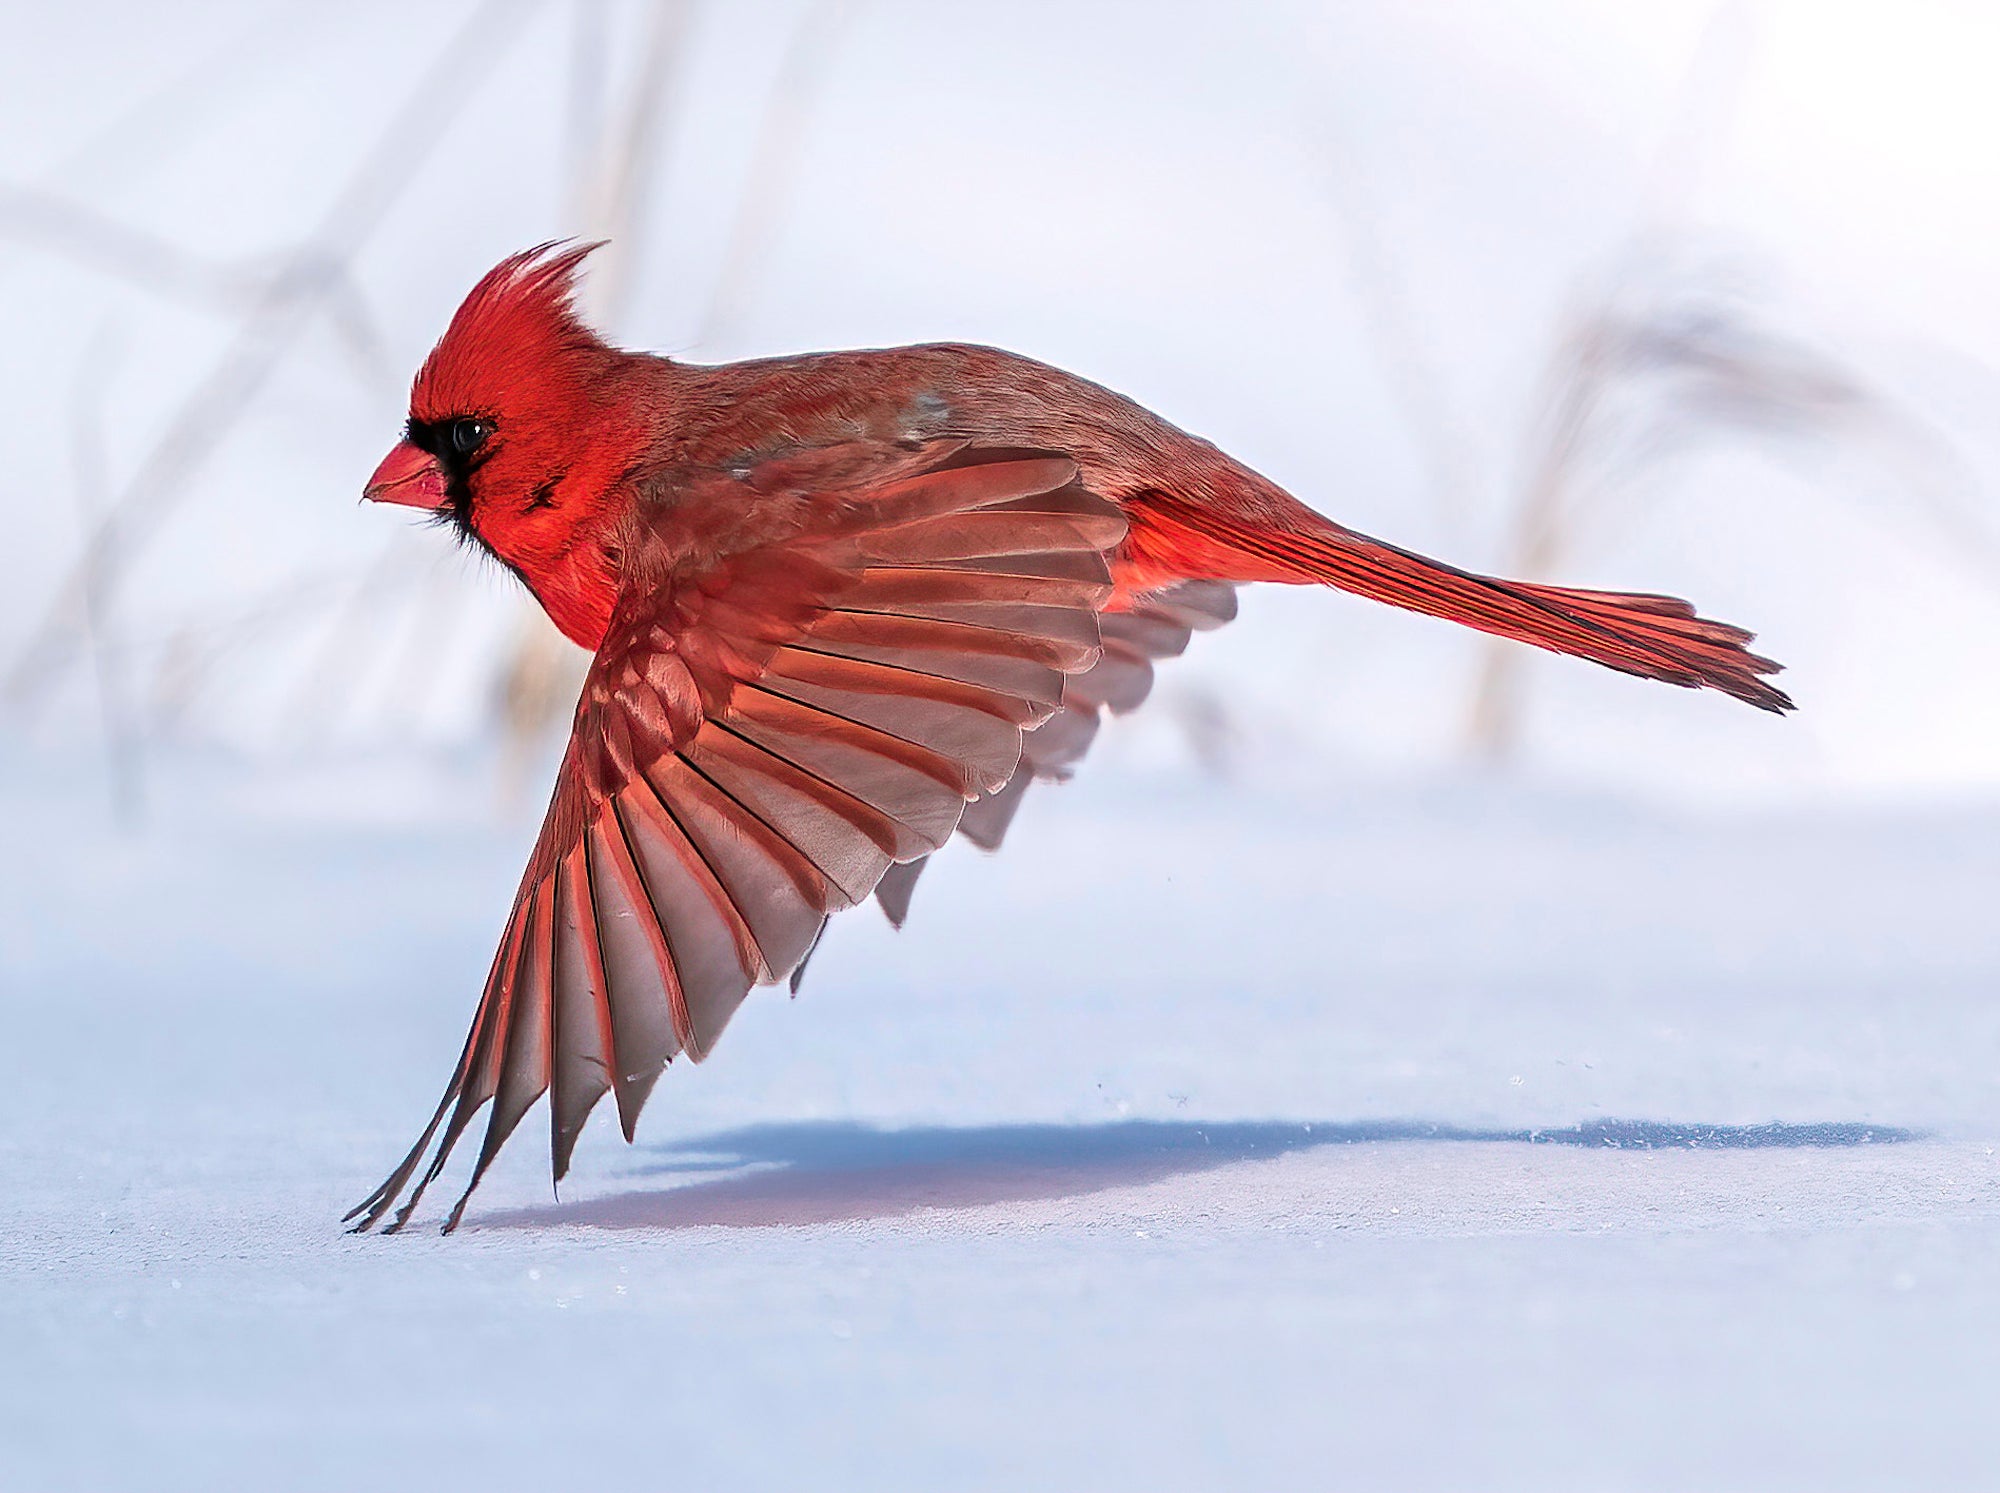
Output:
[
  {"xmin": 494, "ymin": 0, "xmax": 861, "ymax": 788},
  {"xmin": 3, "ymin": 0, "xmax": 532, "ymax": 716},
  {"xmin": 1461, "ymin": 279, "xmax": 1920, "ymax": 761}
]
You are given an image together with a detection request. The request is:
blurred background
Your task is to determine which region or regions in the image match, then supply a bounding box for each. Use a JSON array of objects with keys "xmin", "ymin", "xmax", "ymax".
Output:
[
  {"xmin": 5, "ymin": 0, "xmax": 1999, "ymax": 813},
  {"xmin": 7, "ymin": 5, "xmax": 2000, "ymax": 1490}
]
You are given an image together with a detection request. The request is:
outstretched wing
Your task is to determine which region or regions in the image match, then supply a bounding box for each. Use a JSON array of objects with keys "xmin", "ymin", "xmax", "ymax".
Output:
[
  {"xmin": 349, "ymin": 442, "xmax": 1126, "ymax": 1232},
  {"xmin": 872, "ymin": 577, "xmax": 1238, "ymax": 928}
]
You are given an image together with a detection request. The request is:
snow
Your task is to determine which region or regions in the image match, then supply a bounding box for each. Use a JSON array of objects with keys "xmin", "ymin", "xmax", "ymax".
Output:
[{"xmin": 5, "ymin": 752, "xmax": 1998, "ymax": 1491}]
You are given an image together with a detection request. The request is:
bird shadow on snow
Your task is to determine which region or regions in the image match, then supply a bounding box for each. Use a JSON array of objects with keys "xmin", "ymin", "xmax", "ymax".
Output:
[{"xmin": 476, "ymin": 1117, "xmax": 1917, "ymax": 1232}]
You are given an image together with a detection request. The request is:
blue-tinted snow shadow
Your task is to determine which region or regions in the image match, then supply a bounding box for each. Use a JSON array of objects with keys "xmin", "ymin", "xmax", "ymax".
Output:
[{"xmin": 476, "ymin": 1117, "xmax": 1918, "ymax": 1231}]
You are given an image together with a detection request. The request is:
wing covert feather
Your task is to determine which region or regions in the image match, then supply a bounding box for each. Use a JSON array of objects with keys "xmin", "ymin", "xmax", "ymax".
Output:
[
  {"xmin": 867, "ymin": 577, "xmax": 1240, "ymax": 929},
  {"xmin": 350, "ymin": 443, "xmax": 1125, "ymax": 1231}
]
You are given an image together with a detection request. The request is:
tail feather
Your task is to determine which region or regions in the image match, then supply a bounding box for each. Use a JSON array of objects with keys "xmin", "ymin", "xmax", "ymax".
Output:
[{"xmin": 1134, "ymin": 496, "xmax": 1793, "ymax": 713}]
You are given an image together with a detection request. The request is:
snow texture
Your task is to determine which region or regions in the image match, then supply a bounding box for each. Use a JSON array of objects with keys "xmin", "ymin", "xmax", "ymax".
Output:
[{"xmin": 4, "ymin": 753, "xmax": 1998, "ymax": 1491}]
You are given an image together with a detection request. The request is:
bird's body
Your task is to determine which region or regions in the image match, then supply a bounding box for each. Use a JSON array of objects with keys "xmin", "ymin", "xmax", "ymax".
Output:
[{"xmin": 353, "ymin": 244, "xmax": 1790, "ymax": 1233}]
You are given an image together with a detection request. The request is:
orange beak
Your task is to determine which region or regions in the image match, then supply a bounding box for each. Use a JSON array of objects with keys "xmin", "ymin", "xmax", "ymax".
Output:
[{"xmin": 363, "ymin": 440, "xmax": 447, "ymax": 509}]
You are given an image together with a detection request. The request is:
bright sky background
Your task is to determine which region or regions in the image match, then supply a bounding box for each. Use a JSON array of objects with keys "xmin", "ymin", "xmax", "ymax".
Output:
[{"xmin": 3, "ymin": 0, "xmax": 1997, "ymax": 803}]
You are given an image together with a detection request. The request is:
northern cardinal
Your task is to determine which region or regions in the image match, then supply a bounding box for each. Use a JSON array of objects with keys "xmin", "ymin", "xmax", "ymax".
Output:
[{"xmin": 349, "ymin": 243, "xmax": 1789, "ymax": 1233}]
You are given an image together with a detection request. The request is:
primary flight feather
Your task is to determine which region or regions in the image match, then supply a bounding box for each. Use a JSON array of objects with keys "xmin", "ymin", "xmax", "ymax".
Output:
[{"xmin": 350, "ymin": 243, "xmax": 1790, "ymax": 1233}]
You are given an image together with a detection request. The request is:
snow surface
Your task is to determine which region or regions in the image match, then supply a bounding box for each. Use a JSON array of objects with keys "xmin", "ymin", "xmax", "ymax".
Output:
[{"xmin": 5, "ymin": 752, "xmax": 1999, "ymax": 1491}]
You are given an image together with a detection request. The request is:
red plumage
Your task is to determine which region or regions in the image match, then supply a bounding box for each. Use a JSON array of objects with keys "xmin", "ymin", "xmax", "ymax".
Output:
[{"xmin": 352, "ymin": 243, "xmax": 1790, "ymax": 1233}]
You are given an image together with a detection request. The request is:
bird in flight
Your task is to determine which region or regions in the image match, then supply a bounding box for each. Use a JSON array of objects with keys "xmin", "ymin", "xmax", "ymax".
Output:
[{"xmin": 349, "ymin": 243, "xmax": 1790, "ymax": 1233}]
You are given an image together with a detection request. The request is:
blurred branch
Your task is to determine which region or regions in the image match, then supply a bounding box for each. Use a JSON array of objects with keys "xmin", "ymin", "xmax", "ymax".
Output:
[
  {"xmin": 1638, "ymin": 0, "xmax": 1760, "ymax": 228},
  {"xmin": 693, "ymin": 0, "xmax": 858, "ymax": 349},
  {"xmin": 130, "ymin": 558, "xmax": 443, "ymax": 743},
  {"xmin": 69, "ymin": 328, "xmax": 146, "ymax": 827},
  {"xmin": 492, "ymin": 0, "xmax": 860, "ymax": 795},
  {"xmin": 563, "ymin": 0, "xmax": 611, "ymax": 200},
  {"xmin": 383, "ymin": 569, "xmax": 478, "ymax": 739},
  {"xmin": 3, "ymin": 0, "xmax": 533, "ymax": 714},
  {"xmin": 23, "ymin": 555, "xmax": 438, "ymax": 682},
  {"xmin": 1314, "ymin": 133, "xmax": 1475, "ymax": 535},
  {"xmin": 571, "ymin": 0, "xmax": 695, "ymax": 324},
  {"xmin": 0, "ymin": 186, "xmax": 399, "ymax": 393},
  {"xmin": 1466, "ymin": 2, "xmax": 1771, "ymax": 763},
  {"xmin": 1462, "ymin": 273, "xmax": 1962, "ymax": 761},
  {"xmin": 42, "ymin": 2, "xmax": 313, "ymax": 191},
  {"xmin": 279, "ymin": 532, "xmax": 449, "ymax": 748},
  {"xmin": 0, "ymin": 186, "xmax": 261, "ymax": 311},
  {"xmin": 1168, "ymin": 683, "xmax": 1239, "ymax": 781},
  {"xmin": 484, "ymin": 0, "xmax": 700, "ymax": 800}
]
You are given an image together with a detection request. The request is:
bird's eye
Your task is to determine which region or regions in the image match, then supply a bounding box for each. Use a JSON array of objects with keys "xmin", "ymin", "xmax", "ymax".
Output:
[{"xmin": 450, "ymin": 418, "xmax": 491, "ymax": 455}]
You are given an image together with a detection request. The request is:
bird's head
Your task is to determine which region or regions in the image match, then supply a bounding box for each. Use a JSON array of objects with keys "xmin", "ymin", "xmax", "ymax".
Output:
[{"xmin": 364, "ymin": 242, "xmax": 645, "ymax": 585}]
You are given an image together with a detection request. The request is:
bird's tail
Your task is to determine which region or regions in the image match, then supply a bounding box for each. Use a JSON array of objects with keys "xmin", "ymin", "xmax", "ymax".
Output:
[{"xmin": 1132, "ymin": 494, "xmax": 1793, "ymax": 713}]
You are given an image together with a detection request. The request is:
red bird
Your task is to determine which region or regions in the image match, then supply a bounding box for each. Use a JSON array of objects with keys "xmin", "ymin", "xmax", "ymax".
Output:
[{"xmin": 350, "ymin": 243, "xmax": 1790, "ymax": 1233}]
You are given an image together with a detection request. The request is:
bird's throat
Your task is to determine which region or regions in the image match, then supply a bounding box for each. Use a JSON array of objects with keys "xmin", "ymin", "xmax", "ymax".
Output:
[{"xmin": 517, "ymin": 531, "xmax": 624, "ymax": 651}]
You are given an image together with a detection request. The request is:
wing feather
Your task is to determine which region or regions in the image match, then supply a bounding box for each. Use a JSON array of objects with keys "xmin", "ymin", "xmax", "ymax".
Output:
[
  {"xmin": 765, "ymin": 645, "xmax": 1053, "ymax": 726},
  {"xmin": 651, "ymin": 755, "xmax": 836, "ymax": 965},
  {"xmin": 588, "ymin": 810, "xmax": 688, "ymax": 1092},
  {"xmin": 796, "ymin": 637, "xmax": 1066, "ymax": 705},
  {"xmin": 354, "ymin": 914, "xmax": 527, "ymax": 1234},
  {"xmin": 690, "ymin": 726, "xmax": 909, "ymax": 890},
  {"xmin": 756, "ymin": 676, "xmax": 1028, "ymax": 786},
  {"xmin": 549, "ymin": 848, "xmax": 614, "ymax": 1180},
  {"xmin": 864, "ymin": 578, "xmax": 1240, "ymax": 930},
  {"xmin": 729, "ymin": 690, "xmax": 981, "ymax": 821},
  {"xmin": 813, "ymin": 608, "xmax": 1100, "ymax": 671},
  {"xmin": 446, "ymin": 886, "xmax": 556, "ymax": 1230},
  {"xmin": 600, "ymin": 796, "xmax": 704, "ymax": 1056},
  {"xmin": 620, "ymin": 774, "xmax": 765, "ymax": 987},
  {"xmin": 354, "ymin": 444, "xmax": 1126, "ymax": 1230}
]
